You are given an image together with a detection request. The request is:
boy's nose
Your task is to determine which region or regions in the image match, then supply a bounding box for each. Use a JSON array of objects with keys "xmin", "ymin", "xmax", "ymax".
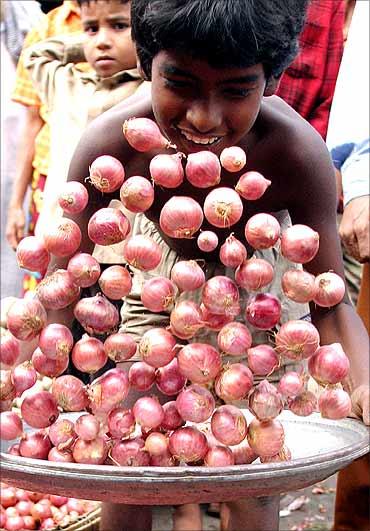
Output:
[
  {"xmin": 96, "ymin": 29, "xmax": 112, "ymax": 49},
  {"xmin": 186, "ymin": 99, "xmax": 223, "ymax": 134}
]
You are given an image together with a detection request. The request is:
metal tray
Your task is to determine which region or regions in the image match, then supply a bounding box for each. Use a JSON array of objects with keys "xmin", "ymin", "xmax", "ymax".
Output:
[{"xmin": 1, "ymin": 411, "xmax": 368, "ymax": 505}]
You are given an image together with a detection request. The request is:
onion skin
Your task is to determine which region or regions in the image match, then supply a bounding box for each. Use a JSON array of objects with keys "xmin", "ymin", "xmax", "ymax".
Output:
[
  {"xmin": 235, "ymin": 258, "xmax": 274, "ymax": 291},
  {"xmin": 129, "ymin": 361, "xmax": 156, "ymax": 391},
  {"xmin": 204, "ymin": 187, "xmax": 243, "ymax": 228},
  {"xmin": 7, "ymin": 299, "xmax": 47, "ymax": 341},
  {"xmin": 235, "ymin": 171, "xmax": 271, "ymax": 200},
  {"xmin": 219, "ymin": 234, "xmax": 247, "ymax": 268},
  {"xmin": 308, "ymin": 343, "xmax": 350, "ymax": 385},
  {"xmin": 21, "ymin": 391, "xmax": 59, "ymax": 429},
  {"xmin": 202, "ymin": 276, "xmax": 240, "ymax": 317},
  {"xmin": 230, "ymin": 438, "xmax": 258, "ymax": 464},
  {"xmin": 108, "ymin": 407, "xmax": 135, "ymax": 439},
  {"xmin": 88, "ymin": 368, "xmax": 129, "ymax": 413},
  {"xmin": 58, "ymin": 181, "xmax": 89, "ymax": 214},
  {"xmin": 16, "ymin": 236, "xmax": 50, "ymax": 273},
  {"xmin": 161, "ymin": 401, "xmax": 185, "ymax": 431},
  {"xmin": 32, "ymin": 348, "xmax": 69, "ymax": 378},
  {"xmin": 168, "ymin": 426, "xmax": 208, "ymax": 463},
  {"xmin": 89, "ymin": 155, "xmax": 125, "ymax": 193},
  {"xmin": 197, "ymin": 231, "xmax": 219, "ymax": 252},
  {"xmin": 277, "ymin": 371, "xmax": 305, "ymax": 397},
  {"xmin": 185, "ymin": 151, "xmax": 221, "ymax": 188},
  {"xmin": 220, "ymin": 146, "xmax": 246, "ymax": 173},
  {"xmin": 288, "ymin": 391, "xmax": 318, "ymax": 417},
  {"xmin": 36, "ymin": 269, "xmax": 80, "ymax": 310},
  {"xmin": 111, "ymin": 437, "xmax": 150, "ymax": 466},
  {"xmin": 155, "ymin": 358, "xmax": 186, "ymax": 396},
  {"xmin": 67, "ymin": 253, "xmax": 101, "ymax": 288},
  {"xmin": 133, "ymin": 396, "xmax": 164, "ymax": 430},
  {"xmin": 281, "ymin": 269, "xmax": 317, "ymax": 303},
  {"xmin": 211, "ymin": 405, "xmax": 248, "ymax": 446},
  {"xmin": 38, "ymin": 323, "xmax": 73, "ymax": 360},
  {"xmin": 169, "ymin": 300, "xmax": 204, "ymax": 340},
  {"xmin": 99, "ymin": 265, "xmax": 132, "ymax": 300},
  {"xmin": 313, "ymin": 272, "xmax": 346, "ymax": 307},
  {"xmin": 247, "ymin": 418, "xmax": 285, "ymax": 457},
  {"xmin": 119, "ymin": 175, "xmax": 154, "ymax": 213},
  {"xmin": 0, "ymin": 370, "xmax": 16, "ymax": 402},
  {"xmin": 123, "ymin": 235, "xmax": 162, "ymax": 271},
  {"xmin": 52, "ymin": 375, "xmax": 89, "ymax": 412},
  {"xmin": 0, "ymin": 411, "xmax": 23, "ymax": 440},
  {"xmin": 245, "ymin": 213, "xmax": 280, "ymax": 250},
  {"xmin": 275, "ymin": 320, "xmax": 320, "ymax": 361},
  {"xmin": 19, "ymin": 431, "xmax": 52, "ymax": 460},
  {"xmin": 139, "ymin": 328, "xmax": 177, "ymax": 368},
  {"xmin": 150, "ymin": 153, "xmax": 184, "ymax": 188},
  {"xmin": 72, "ymin": 436, "xmax": 108, "ymax": 465},
  {"xmin": 104, "ymin": 332, "xmax": 137, "ymax": 362},
  {"xmin": 73, "ymin": 294, "xmax": 119, "ymax": 335},
  {"xmin": 204, "ymin": 446, "xmax": 235, "ymax": 467},
  {"xmin": 177, "ymin": 343, "xmax": 222, "ymax": 384},
  {"xmin": 170, "ymin": 260, "xmax": 205, "ymax": 292},
  {"xmin": 71, "ymin": 335, "xmax": 107, "ymax": 374},
  {"xmin": 123, "ymin": 117, "xmax": 175, "ymax": 152},
  {"xmin": 141, "ymin": 277, "xmax": 177, "ymax": 313},
  {"xmin": 280, "ymin": 224, "xmax": 320, "ymax": 264},
  {"xmin": 11, "ymin": 362, "xmax": 37, "ymax": 395},
  {"xmin": 260, "ymin": 445, "xmax": 292, "ymax": 463},
  {"xmin": 247, "ymin": 344, "xmax": 279, "ymax": 376},
  {"xmin": 0, "ymin": 329, "xmax": 20, "ymax": 368},
  {"xmin": 215, "ymin": 363, "xmax": 254, "ymax": 401},
  {"xmin": 48, "ymin": 418, "xmax": 76, "ymax": 448},
  {"xmin": 176, "ymin": 384, "xmax": 215, "ymax": 423},
  {"xmin": 200, "ymin": 304, "xmax": 233, "ymax": 331},
  {"xmin": 88, "ymin": 208, "xmax": 130, "ymax": 246},
  {"xmin": 248, "ymin": 380, "xmax": 284, "ymax": 421},
  {"xmin": 44, "ymin": 218, "xmax": 82, "ymax": 258},
  {"xmin": 159, "ymin": 196, "xmax": 204, "ymax": 238},
  {"xmin": 245, "ymin": 293, "xmax": 281, "ymax": 330},
  {"xmin": 75, "ymin": 414, "xmax": 100, "ymax": 441},
  {"xmin": 217, "ymin": 322, "xmax": 252, "ymax": 356},
  {"xmin": 318, "ymin": 388, "xmax": 352, "ymax": 420}
]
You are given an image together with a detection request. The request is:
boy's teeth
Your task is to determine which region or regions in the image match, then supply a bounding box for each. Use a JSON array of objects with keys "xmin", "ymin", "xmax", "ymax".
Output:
[{"xmin": 181, "ymin": 131, "xmax": 219, "ymax": 145}]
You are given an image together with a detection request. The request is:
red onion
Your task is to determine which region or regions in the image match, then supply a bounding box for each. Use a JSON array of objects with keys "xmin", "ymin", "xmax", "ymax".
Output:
[
  {"xmin": 144, "ymin": 432, "xmax": 169, "ymax": 456},
  {"xmin": 1, "ymin": 297, "xmax": 18, "ymax": 328},
  {"xmin": 141, "ymin": 277, "xmax": 177, "ymax": 312},
  {"xmin": 205, "ymin": 446, "xmax": 235, "ymax": 467},
  {"xmin": 123, "ymin": 117, "xmax": 175, "ymax": 152},
  {"xmin": 104, "ymin": 332, "xmax": 137, "ymax": 362},
  {"xmin": 19, "ymin": 431, "xmax": 52, "ymax": 459},
  {"xmin": 202, "ymin": 276, "xmax": 240, "ymax": 316},
  {"xmin": 75, "ymin": 414, "xmax": 100, "ymax": 441},
  {"xmin": 72, "ymin": 335, "xmax": 107, "ymax": 374},
  {"xmin": 88, "ymin": 368, "xmax": 129, "ymax": 413},
  {"xmin": 155, "ymin": 358, "xmax": 186, "ymax": 396},
  {"xmin": 177, "ymin": 343, "xmax": 222, "ymax": 384},
  {"xmin": 37, "ymin": 269, "xmax": 80, "ymax": 310},
  {"xmin": 1, "ymin": 487, "xmax": 16, "ymax": 508},
  {"xmin": 123, "ymin": 235, "xmax": 162, "ymax": 271},
  {"xmin": 74, "ymin": 293, "xmax": 119, "ymax": 335},
  {"xmin": 88, "ymin": 208, "xmax": 130, "ymax": 246},
  {"xmin": 220, "ymin": 146, "xmax": 246, "ymax": 173},
  {"xmin": 11, "ymin": 362, "xmax": 37, "ymax": 395},
  {"xmin": 58, "ymin": 181, "xmax": 89, "ymax": 214},
  {"xmin": 200, "ymin": 304, "xmax": 233, "ymax": 331},
  {"xmin": 245, "ymin": 213, "xmax": 280, "ymax": 250},
  {"xmin": 308, "ymin": 343, "xmax": 350, "ymax": 385},
  {"xmin": 89, "ymin": 155, "xmax": 125, "ymax": 193},
  {"xmin": 170, "ymin": 260, "xmax": 205, "ymax": 292},
  {"xmin": 230, "ymin": 438, "xmax": 258, "ymax": 464},
  {"xmin": 67, "ymin": 253, "xmax": 101, "ymax": 288},
  {"xmin": 318, "ymin": 388, "xmax": 352, "ymax": 420},
  {"xmin": 245, "ymin": 293, "xmax": 281, "ymax": 330},
  {"xmin": 247, "ymin": 344, "xmax": 279, "ymax": 376},
  {"xmin": 32, "ymin": 348, "xmax": 68, "ymax": 378},
  {"xmin": 169, "ymin": 426, "xmax": 208, "ymax": 463},
  {"xmin": 185, "ymin": 151, "xmax": 221, "ymax": 188},
  {"xmin": 16, "ymin": 500, "xmax": 34, "ymax": 516},
  {"xmin": 277, "ymin": 371, "xmax": 305, "ymax": 397},
  {"xmin": 217, "ymin": 322, "xmax": 252, "ymax": 356},
  {"xmin": 215, "ymin": 363, "xmax": 253, "ymax": 401},
  {"xmin": 281, "ymin": 224, "xmax": 320, "ymax": 264},
  {"xmin": 72, "ymin": 436, "xmax": 108, "ymax": 464},
  {"xmin": 139, "ymin": 327, "xmax": 177, "ymax": 368},
  {"xmin": 281, "ymin": 269, "xmax": 317, "ymax": 303},
  {"xmin": 128, "ymin": 361, "xmax": 156, "ymax": 391},
  {"xmin": 149, "ymin": 153, "xmax": 184, "ymax": 188},
  {"xmin": 260, "ymin": 445, "xmax": 292, "ymax": 463},
  {"xmin": 120, "ymin": 175, "xmax": 154, "ymax": 213},
  {"xmin": 313, "ymin": 272, "xmax": 346, "ymax": 307},
  {"xmin": 235, "ymin": 171, "xmax": 271, "ymax": 200},
  {"xmin": 176, "ymin": 384, "xmax": 215, "ymax": 423},
  {"xmin": 111, "ymin": 437, "xmax": 150, "ymax": 466},
  {"xmin": 48, "ymin": 448, "xmax": 74, "ymax": 463},
  {"xmin": 8, "ymin": 444, "xmax": 20, "ymax": 456},
  {"xmin": 247, "ymin": 418, "xmax": 284, "ymax": 457},
  {"xmin": 160, "ymin": 401, "xmax": 184, "ymax": 431},
  {"xmin": 204, "ymin": 187, "xmax": 243, "ymax": 228},
  {"xmin": 98, "ymin": 265, "xmax": 132, "ymax": 301},
  {"xmin": 16, "ymin": 236, "xmax": 50, "ymax": 273},
  {"xmin": 21, "ymin": 390, "xmax": 59, "ymax": 428},
  {"xmin": 52, "ymin": 375, "xmax": 88, "ymax": 413},
  {"xmin": 133, "ymin": 396, "xmax": 164, "ymax": 429},
  {"xmin": 48, "ymin": 418, "xmax": 76, "ymax": 448},
  {"xmin": 169, "ymin": 300, "xmax": 203, "ymax": 340},
  {"xmin": 235, "ymin": 258, "xmax": 274, "ymax": 291},
  {"xmin": 248, "ymin": 380, "xmax": 284, "ymax": 421},
  {"xmin": 288, "ymin": 391, "xmax": 317, "ymax": 416},
  {"xmin": 0, "ymin": 329, "xmax": 20, "ymax": 368},
  {"xmin": 219, "ymin": 234, "xmax": 247, "ymax": 268},
  {"xmin": 160, "ymin": 196, "xmax": 204, "ymax": 238},
  {"xmin": 211, "ymin": 405, "xmax": 247, "ymax": 446},
  {"xmin": 44, "ymin": 218, "xmax": 81, "ymax": 257},
  {"xmin": 108, "ymin": 407, "xmax": 135, "ymax": 439},
  {"xmin": 150, "ymin": 450, "xmax": 177, "ymax": 467},
  {"xmin": 275, "ymin": 320, "xmax": 320, "ymax": 360},
  {"xmin": 49, "ymin": 495, "xmax": 68, "ymax": 507},
  {"xmin": 0, "ymin": 370, "xmax": 15, "ymax": 401},
  {"xmin": 0, "ymin": 412, "xmax": 23, "ymax": 440},
  {"xmin": 197, "ymin": 231, "xmax": 219, "ymax": 252},
  {"xmin": 39, "ymin": 324, "xmax": 73, "ymax": 360},
  {"xmin": 5, "ymin": 515, "xmax": 25, "ymax": 530},
  {"xmin": 7, "ymin": 299, "xmax": 46, "ymax": 341}
]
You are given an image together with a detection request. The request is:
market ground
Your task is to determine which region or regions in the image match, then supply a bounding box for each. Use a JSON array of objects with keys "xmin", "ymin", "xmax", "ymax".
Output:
[{"xmin": 152, "ymin": 474, "xmax": 337, "ymax": 531}]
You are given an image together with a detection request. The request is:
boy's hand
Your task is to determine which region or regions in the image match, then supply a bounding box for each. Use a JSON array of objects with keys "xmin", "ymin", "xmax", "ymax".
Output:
[
  {"xmin": 350, "ymin": 384, "xmax": 370, "ymax": 426},
  {"xmin": 339, "ymin": 196, "xmax": 370, "ymax": 263},
  {"xmin": 6, "ymin": 206, "xmax": 26, "ymax": 250}
]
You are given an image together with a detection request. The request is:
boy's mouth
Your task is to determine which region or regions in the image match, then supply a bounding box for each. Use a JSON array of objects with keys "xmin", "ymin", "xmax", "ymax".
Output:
[{"xmin": 178, "ymin": 129, "xmax": 222, "ymax": 146}]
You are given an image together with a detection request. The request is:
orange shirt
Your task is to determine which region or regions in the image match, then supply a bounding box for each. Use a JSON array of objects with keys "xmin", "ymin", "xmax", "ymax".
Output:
[{"xmin": 12, "ymin": 1, "xmax": 83, "ymax": 175}]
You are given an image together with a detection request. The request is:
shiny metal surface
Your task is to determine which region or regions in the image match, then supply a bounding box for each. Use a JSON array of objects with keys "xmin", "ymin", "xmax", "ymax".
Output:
[{"xmin": 1, "ymin": 411, "xmax": 368, "ymax": 505}]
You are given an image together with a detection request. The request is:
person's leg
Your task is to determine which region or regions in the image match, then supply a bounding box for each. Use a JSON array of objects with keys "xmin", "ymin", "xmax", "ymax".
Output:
[
  {"xmin": 223, "ymin": 496, "xmax": 280, "ymax": 531},
  {"xmin": 172, "ymin": 504, "xmax": 203, "ymax": 531},
  {"xmin": 99, "ymin": 503, "xmax": 152, "ymax": 531}
]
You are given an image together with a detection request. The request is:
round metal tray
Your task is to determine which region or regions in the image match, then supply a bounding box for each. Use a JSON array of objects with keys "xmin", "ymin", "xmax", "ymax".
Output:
[{"xmin": 1, "ymin": 411, "xmax": 368, "ymax": 505}]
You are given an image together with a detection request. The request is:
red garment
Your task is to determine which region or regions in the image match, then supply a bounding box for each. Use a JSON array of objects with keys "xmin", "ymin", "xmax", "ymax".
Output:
[{"xmin": 276, "ymin": 0, "xmax": 345, "ymax": 139}]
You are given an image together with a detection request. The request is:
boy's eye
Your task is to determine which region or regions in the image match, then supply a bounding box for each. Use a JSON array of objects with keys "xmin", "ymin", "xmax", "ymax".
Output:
[
  {"xmin": 224, "ymin": 88, "xmax": 252, "ymax": 99},
  {"xmin": 164, "ymin": 78, "xmax": 192, "ymax": 89},
  {"xmin": 84, "ymin": 25, "xmax": 98, "ymax": 34},
  {"xmin": 112, "ymin": 22, "xmax": 129, "ymax": 30}
]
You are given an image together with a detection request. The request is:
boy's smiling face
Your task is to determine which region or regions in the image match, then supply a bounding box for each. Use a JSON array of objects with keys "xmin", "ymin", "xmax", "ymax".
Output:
[{"xmin": 150, "ymin": 51, "xmax": 270, "ymax": 155}]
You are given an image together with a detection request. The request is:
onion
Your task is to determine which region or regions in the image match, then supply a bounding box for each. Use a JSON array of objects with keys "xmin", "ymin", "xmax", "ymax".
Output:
[
  {"xmin": 170, "ymin": 260, "xmax": 205, "ymax": 292},
  {"xmin": 128, "ymin": 361, "xmax": 156, "ymax": 391},
  {"xmin": 155, "ymin": 358, "xmax": 186, "ymax": 396},
  {"xmin": 5, "ymin": 515, "xmax": 25, "ymax": 530},
  {"xmin": 1, "ymin": 487, "xmax": 17, "ymax": 508},
  {"xmin": 217, "ymin": 322, "xmax": 252, "ymax": 356},
  {"xmin": 185, "ymin": 151, "xmax": 221, "ymax": 188},
  {"xmin": 245, "ymin": 293, "xmax": 281, "ymax": 330},
  {"xmin": 104, "ymin": 332, "xmax": 137, "ymax": 362},
  {"xmin": 248, "ymin": 380, "xmax": 284, "ymax": 421},
  {"xmin": 49, "ymin": 495, "xmax": 68, "ymax": 507},
  {"xmin": 177, "ymin": 343, "xmax": 222, "ymax": 384},
  {"xmin": 313, "ymin": 272, "xmax": 346, "ymax": 307},
  {"xmin": 21, "ymin": 390, "xmax": 59, "ymax": 428},
  {"xmin": 88, "ymin": 368, "xmax": 129, "ymax": 413},
  {"xmin": 318, "ymin": 388, "xmax": 352, "ymax": 420},
  {"xmin": 169, "ymin": 300, "xmax": 203, "ymax": 340},
  {"xmin": 1, "ymin": 297, "xmax": 18, "ymax": 328},
  {"xmin": 149, "ymin": 153, "xmax": 184, "ymax": 188},
  {"xmin": 159, "ymin": 196, "xmax": 204, "ymax": 238},
  {"xmin": 111, "ymin": 437, "xmax": 150, "ymax": 466},
  {"xmin": 202, "ymin": 276, "xmax": 240, "ymax": 316},
  {"xmin": 176, "ymin": 384, "xmax": 215, "ymax": 423},
  {"xmin": 88, "ymin": 208, "xmax": 130, "ymax": 246},
  {"xmin": 277, "ymin": 371, "xmax": 305, "ymax": 397},
  {"xmin": 32, "ymin": 348, "xmax": 69, "ymax": 378},
  {"xmin": 141, "ymin": 277, "xmax": 177, "ymax": 312},
  {"xmin": 275, "ymin": 320, "xmax": 320, "ymax": 360},
  {"xmin": 0, "ymin": 411, "xmax": 23, "ymax": 440},
  {"xmin": 72, "ymin": 436, "xmax": 108, "ymax": 464},
  {"xmin": 99, "ymin": 265, "xmax": 132, "ymax": 300},
  {"xmin": 75, "ymin": 414, "xmax": 100, "ymax": 441},
  {"xmin": 219, "ymin": 234, "xmax": 247, "ymax": 268},
  {"xmin": 0, "ymin": 329, "xmax": 20, "ymax": 368},
  {"xmin": 235, "ymin": 258, "xmax": 274, "ymax": 291},
  {"xmin": 133, "ymin": 396, "xmax": 164, "ymax": 430},
  {"xmin": 160, "ymin": 401, "xmax": 184, "ymax": 431},
  {"xmin": 58, "ymin": 181, "xmax": 89, "ymax": 214},
  {"xmin": 245, "ymin": 213, "xmax": 280, "ymax": 250},
  {"xmin": 48, "ymin": 447, "xmax": 74, "ymax": 463},
  {"xmin": 38, "ymin": 324, "xmax": 73, "ymax": 360},
  {"xmin": 48, "ymin": 418, "xmax": 76, "ymax": 448},
  {"xmin": 16, "ymin": 236, "xmax": 50, "ymax": 273},
  {"xmin": 89, "ymin": 155, "xmax": 125, "ymax": 193},
  {"xmin": 8, "ymin": 443, "xmax": 20, "ymax": 456},
  {"xmin": 123, "ymin": 235, "xmax": 162, "ymax": 271},
  {"xmin": 0, "ymin": 370, "xmax": 15, "ymax": 401},
  {"xmin": 247, "ymin": 418, "xmax": 284, "ymax": 457},
  {"xmin": 67, "ymin": 253, "xmax": 101, "ymax": 288},
  {"xmin": 204, "ymin": 187, "xmax": 243, "ymax": 228},
  {"xmin": 16, "ymin": 500, "xmax": 34, "ymax": 516},
  {"xmin": 211, "ymin": 405, "xmax": 247, "ymax": 446},
  {"xmin": 168, "ymin": 426, "xmax": 208, "ymax": 463},
  {"xmin": 260, "ymin": 445, "xmax": 292, "ymax": 463},
  {"xmin": 37, "ymin": 269, "xmax": 80, "ymax": 310},
  {"xmin": 235, "ymin": 171, "xmax": 271, "ymax": 200},
  {"xmin": 19, "ymin": 431, "xmax": 52, "ymax": 459},
  {"xmin": 281, "ymin": 224, "xmax": 320, "ymax": 263},
  {"xmin": 220, "ymin": 146, "xmax": 246, "ymax": 173},
  {"xmin": 214, "ymin": 363, "xmax": 253, "ymax": 401},
  {"xmin": 288, "ymin": 391, "xmax": 317, "ymax": 416},
  {"xmin": 150, "ymin": 450, "xmax": 176, "ymax": 467},
  {"xmin": 200, "ymin": 304, "xmax": 233, "ymax": 331},
  {"xmin": 107, "ymin": 407, "xmax": 135, "ymax": 439},
  {"xmin": 44, "ymin": 218, "xmax": 81, "ymax": 257},
  {"xmin": 230, "ymin": 438, "xmax": 258, "ymax": 464},
  {"xmin": 74, "ymin": 293, "xmax": 119, "ymax": 335},
  {"xmin": 11, "ymin": 362, "xmax": 37, "ymax": 396},
  {"xmin": 205, "ymin": 446, "xmax": 235, "ymax": 467},
  {"xmin": 197, "ymin": 231, "xmax": 219, "ymax": 252},
  {"xmin": 119, "ymin": 176, "xmax": 154, "ymax": 213},
  {"xmin": 144, "ymin": 432, "xmax": 169, "ymax": 456},
  {"xmin": 281, "ymin": 269, "xmax": 317, "ymax": 303},
  {"xmin": 139, "ymin": 328, "xmax": 177, "ymax": 368},
  {"xmin": 308, "ymin": 343, "xmax": 350, "ymax": 385},
  {"xmin": 72, "ymin": 335, "xmax": 107, "ymax": 374},
  {"xmin": 7, "ymin": 299, "xmax": 46, "ymax": 341},
  {"xmin": 247, "ymin": 344, "xmax": 279, "ymax": 376},
  {"xmin": 123, "ymin": 117, "xmax": 175, "ymax": 152}
]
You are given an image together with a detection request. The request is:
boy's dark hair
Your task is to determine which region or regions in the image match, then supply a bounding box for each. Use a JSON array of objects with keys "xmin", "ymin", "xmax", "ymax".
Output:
[
  {"xmin": 132, "ymin": 0, "xmax": 309, "ymax": 80},
  {"xmin": 77, "ymin": 0, "xmax": 129, "ymax": 6}
]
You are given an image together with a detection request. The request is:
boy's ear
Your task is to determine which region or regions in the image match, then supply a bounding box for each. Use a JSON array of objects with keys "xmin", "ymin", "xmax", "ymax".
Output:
[{"xmin": 264, "ymin": 76, "xmax": 281, "ymax": 97}]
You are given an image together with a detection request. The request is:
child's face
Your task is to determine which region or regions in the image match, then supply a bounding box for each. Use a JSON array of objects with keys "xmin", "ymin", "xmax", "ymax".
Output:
[
  {"xmin": 81, "ymin": 1, "xmax": 136, "ymax": 78},
  {"xmin": 150, "ymin": 51, "xmax": 268, "ymax": 155}
]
